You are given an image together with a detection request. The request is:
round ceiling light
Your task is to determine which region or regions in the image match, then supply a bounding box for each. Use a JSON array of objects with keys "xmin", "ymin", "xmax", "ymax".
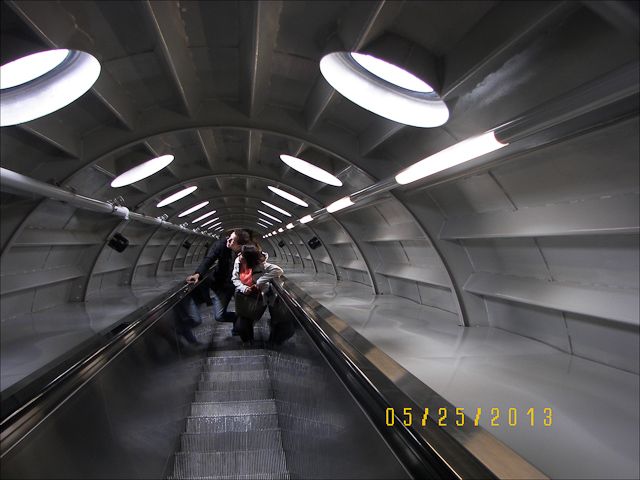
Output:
[
  {"xmin": 157, "ymin": 186, "xmax": 198, "ymax": 207},
  {"xmin": 261, "ymin": 200, "xmax": 291, "ymax": 217},
  {"xmin": 268, "ymin": 186, "xmax": 309, "ymax": 207},
  {"xmin": 1, "ymin": 49, "xmax": 101, "ymax": 127},
  {"xmin": 111, "ymin": 154, "xmax": 174, "ymax": 188},
  {"xmin": 178, "ymin": 201, "xmax": 209, "ymax": 217},
  {"xmin": 280, "ymin": 154, "xmax": 342, "ymax": 187},
  {"xmin": 319, "ymin": 52, "xmax": 449, "ymax": 128}
]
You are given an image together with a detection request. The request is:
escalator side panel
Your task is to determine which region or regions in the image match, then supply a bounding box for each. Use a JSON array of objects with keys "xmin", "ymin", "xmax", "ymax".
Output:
[
  {"xmin": 270, "ymin": 324, "xmax": 410, "ymax": 479},
  {"xmin": 1, "ymin": 314, "xmax": 212, "ymax": 479}
]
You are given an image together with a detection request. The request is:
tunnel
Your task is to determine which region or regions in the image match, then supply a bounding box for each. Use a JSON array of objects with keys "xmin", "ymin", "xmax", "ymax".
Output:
[{"xmin": 1, "ymin": 1, "xmax": 638, "ymax": 479}]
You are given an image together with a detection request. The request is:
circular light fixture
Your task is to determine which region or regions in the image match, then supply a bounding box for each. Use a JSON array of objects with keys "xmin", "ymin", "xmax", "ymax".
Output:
[
  {"xmin": 319, "ymin": 51, "xmax": 449, "ymax": 128},
  {"xmin": 193, "ymin": 210, "xmax": 217, "ymax": 223},
  {"xmin": 268, "ymin": 186, "xmax": 309, "ymax": 207},
  {"xmin": 157, "ymin": 186, "xmax": 198, "ymax": 207},
  {"xmin": 1, "ymin": 49, "xmax": 101, "ymax": 127},
  {"xmin": 201, "ymin": 217, "xmax": 220, "ymax": 227},
  {"xmin": 261, "ymin": 200, "xmax": 291, "ymax": 217},
  {"xmin": 280, "ymin": 155, "xmax": 342, "ymax": 187},
  {"xmin": 178, "ymin": 200, "xmax": 209, "ymax": 217},
  {"xmin": 258, "ymin": 210, "xmax": 282, "ymax": 223},
  {"xmin": 352, "ymin": 53, "xmax": 433, "ymax": 93},
  {"xmin": 111, "ymin": 154, "xmax": 174, "ymax": 188}
]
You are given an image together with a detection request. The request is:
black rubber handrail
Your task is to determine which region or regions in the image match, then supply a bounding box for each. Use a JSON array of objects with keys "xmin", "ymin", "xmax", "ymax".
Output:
[
  {"xmin": 0, "ymin": 272, "xmax": 210, "ymax": 458},
  {"xmin": 272, "ymin": 275, "xmax": 548, "ymax": 480}
]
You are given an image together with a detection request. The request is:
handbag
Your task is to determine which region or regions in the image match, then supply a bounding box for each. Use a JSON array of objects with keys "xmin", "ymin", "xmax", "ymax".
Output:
[
  {"xmin": 268, "ymin": 295, "xmax": 297, "ymax": 325},
  {"xmin": 234, "ymin": 291, "xmax": 267, "ymax": 321}
]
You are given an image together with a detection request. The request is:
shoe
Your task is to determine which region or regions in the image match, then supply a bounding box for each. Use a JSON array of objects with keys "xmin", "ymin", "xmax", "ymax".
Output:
[{"xmin": 231, "ymin": 327, "xmax": 239, "ymax": 336}]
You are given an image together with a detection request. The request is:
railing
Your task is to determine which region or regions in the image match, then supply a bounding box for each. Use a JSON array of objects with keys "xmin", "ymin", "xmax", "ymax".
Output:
[
  {"xmin": 272, "ymin": 275, "xmax": 548, "ymax": 480},
  {"xmin": 0, "ymin": 273, "xmax": 209, "ymax": 459}
]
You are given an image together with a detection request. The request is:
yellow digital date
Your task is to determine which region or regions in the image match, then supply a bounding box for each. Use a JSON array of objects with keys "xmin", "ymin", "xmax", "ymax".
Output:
[{"xmin": 385, "ymin": 407, "xmax": 552, "ymax": 427}]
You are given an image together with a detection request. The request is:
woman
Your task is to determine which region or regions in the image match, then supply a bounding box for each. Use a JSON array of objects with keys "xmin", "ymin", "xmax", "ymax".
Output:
[{"xmin": 231, "ymin": 244, "xmax": 283, "ymax": 343}]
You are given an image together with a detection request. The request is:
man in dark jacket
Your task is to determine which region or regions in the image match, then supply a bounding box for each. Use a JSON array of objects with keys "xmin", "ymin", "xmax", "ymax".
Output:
[{"xmin": 186, "ymin": 229, "xmax": 250, "ymax": 323}]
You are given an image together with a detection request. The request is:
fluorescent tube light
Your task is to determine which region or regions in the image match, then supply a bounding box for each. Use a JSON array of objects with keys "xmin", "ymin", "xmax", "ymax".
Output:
[
  {"xmin": 286, "ymin": 223, "xmax": 294, "ymax": 229},
  {"xmin": 395, "ymin": 132, "xmax": 508, "ymax": 185},
  {"xmin": 327, "ymin": 196, "xmax": 354, "ymax": 213},
  {"xmin": 299, "ymin": 215, "xmax": 313, "ymax": 224}
]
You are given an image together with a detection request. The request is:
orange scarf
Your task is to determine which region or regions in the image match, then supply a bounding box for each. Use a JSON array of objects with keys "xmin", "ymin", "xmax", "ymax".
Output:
[{"xmin": 239, "ymin": 263, "xmax": 254, "ymax": 287}]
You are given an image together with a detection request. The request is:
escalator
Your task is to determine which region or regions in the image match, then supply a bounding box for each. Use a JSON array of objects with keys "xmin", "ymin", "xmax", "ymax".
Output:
[
  {"xmin": 1, "ymin": 275, "xmax": 541, "ymax": 479},
  {"xmin": 170, "ymin": 320, "xmax": 290, "ymax": 479}
]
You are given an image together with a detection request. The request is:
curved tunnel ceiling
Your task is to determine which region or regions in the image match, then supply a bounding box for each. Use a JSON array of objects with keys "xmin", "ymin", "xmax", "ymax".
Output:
[
  {"xmin": 1, "ymin": 3, "xmax": 639, "ymax": 477},
  {"xmin": 1, "ymin": 1, "xmax": 638, "ymax": 329}
]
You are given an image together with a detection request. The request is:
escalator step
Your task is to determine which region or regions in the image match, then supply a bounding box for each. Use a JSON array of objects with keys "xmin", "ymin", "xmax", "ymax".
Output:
[
  {"xmin": 207, "ymin": 349, "xmax": 266, "ymax": 358},
  {"xmin": 190, "ymin": 400, "xmax": 277, "ymax": 417},
  {"xmin": 171, "ymin": 450, "xmax": 289, "ymax": 478},
  {"xmin": 204, "ymin": 357, "xmax": 267, "ymax": 370},
  {"xmin": 200, "ymin": 370, "xmax": 270, "ymax": 382},
  {"xmin": 185, "ymin": 414, "xmax": 280, "ymax": 434},
  {"xmin": 180, "ymin": 430, "xmax": 285, "ymax": 452},
  {"xmin": 198, "ymin": 378, "xmax": 272, "ymax": 392},
  {"xmin": 195, "ymin": 388, "xmax": 274, "ymax": 403}
]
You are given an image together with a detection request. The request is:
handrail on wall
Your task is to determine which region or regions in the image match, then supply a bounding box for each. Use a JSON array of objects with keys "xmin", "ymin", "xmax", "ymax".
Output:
[{"xmin": 0, "ymin": 272, "xmax": 211, "ymax": 459}]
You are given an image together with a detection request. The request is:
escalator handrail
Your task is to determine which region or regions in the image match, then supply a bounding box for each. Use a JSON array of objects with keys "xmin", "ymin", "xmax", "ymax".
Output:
[
  {"xmin": 272, "ymin": 275, "xmax": 548, "ymax": 480},
  {"xmin": 0, "ymin": 271, "xmax": 211, "ymax": 458}
]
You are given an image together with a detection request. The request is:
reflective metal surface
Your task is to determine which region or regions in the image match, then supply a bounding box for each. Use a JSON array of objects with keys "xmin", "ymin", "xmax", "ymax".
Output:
[
  {"xmin": 273, "ymin": 275, "xmax": 547, "ymax": 479},
  {"xmin": 1, "ymin": 275, "xmax": 215, "ymax": 478}
]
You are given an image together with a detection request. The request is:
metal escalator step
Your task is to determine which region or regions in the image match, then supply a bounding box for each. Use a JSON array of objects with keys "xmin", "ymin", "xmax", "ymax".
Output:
[
  {"xmin": 207, "ymin": 349, "xmax": 266, "ymax": 358},
  {"xmin": 170, "ymin": 474, "xmax": 289, "ymax": 480},
  {"xmin": 198, "ymin": 378, "xmax": 272, "ymax": 392},
  {"xmin": 180, "ymin": 429, "xmax": 285, "ymax": 452},
  {"xmin": 171, "ymin": 450, "xmax": 288, "ymax": 478},
  {"xmin": 204, "ymin": 357, "xmax": 267, "ymax": 370},
  {"xmin": 190, "ymin": 400, "xmax": 277, "ymax": 417},
  {"xmin": 195, "ymin": 388, "xmax": 274, "ymax": 402},
  {"xmin": 185, "ymin": 414, "xmax": 280, "ymax": 433},
  {"xmin": 200, "ymin": 370, "xmax": 270, "ymax": 382}
]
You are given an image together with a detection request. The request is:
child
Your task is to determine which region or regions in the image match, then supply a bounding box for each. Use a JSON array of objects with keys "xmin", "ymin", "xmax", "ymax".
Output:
[{"xmin": 231, "ymin": 244, "xmax": 283, "ymax": 343}]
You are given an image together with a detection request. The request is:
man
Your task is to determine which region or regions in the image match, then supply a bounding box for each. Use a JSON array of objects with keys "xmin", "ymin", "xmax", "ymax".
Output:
[{"xmin": 186, "ymin": 229, "xmax": 250, "ymax": 325}]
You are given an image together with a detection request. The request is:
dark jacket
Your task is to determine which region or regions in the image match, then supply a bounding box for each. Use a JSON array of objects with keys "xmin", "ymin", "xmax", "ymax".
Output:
[{"xmin": 194, "ymin": 237, "xmax": 236, "ymax": 292}]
